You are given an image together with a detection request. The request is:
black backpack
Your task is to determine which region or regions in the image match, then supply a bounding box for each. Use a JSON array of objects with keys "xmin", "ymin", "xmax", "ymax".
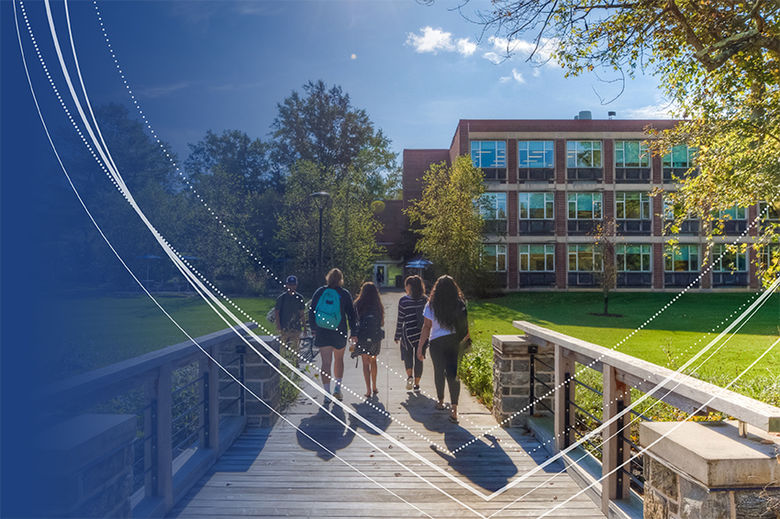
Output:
[{"xmin": 358, "ymin": 310, "xmax": 384, "ymax": 342}]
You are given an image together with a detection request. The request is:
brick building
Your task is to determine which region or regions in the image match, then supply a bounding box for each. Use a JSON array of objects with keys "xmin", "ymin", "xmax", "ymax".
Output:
[{"xmin": 401, "ymin": 115, "xmax": 773, "ymax": 291}]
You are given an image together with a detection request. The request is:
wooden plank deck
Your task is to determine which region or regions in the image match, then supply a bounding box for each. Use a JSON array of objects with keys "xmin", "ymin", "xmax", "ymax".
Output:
[{"xmin": 169, "ymin": 291, "xmax": 605, "ymax": 519}]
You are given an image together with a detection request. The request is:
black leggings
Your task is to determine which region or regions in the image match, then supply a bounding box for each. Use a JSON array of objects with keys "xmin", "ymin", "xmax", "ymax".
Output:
[
  {"xmin": 429, "ymin": 334, "xmax": 460, "ymax": 405},
  {"xmin": 400, "ymin": 341, "xmax": 424, "ymax": 378}
]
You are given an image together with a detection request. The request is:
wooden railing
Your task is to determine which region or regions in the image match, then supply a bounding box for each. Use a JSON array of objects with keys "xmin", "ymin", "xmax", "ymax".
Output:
[
  {"xmin": 512, "ymin": 320, "xmax": 780, "ymax": 516},
  {"xmin": 36, "ymin": 324, "xmax": 276, "ymax": 518}
]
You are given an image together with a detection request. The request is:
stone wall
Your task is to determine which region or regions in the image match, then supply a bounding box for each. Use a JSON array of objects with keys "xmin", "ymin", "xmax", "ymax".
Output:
[
  {"xmin": 644, "ymin": 456, "xmax": 780, "ymax": 519},
  {"xmin": 641, "ymin": 421, "xmax": 780, "ymax": 519},
  {"xmin": 219, "ymin": 336, "xmax": 281, "ymax": 428},
  {"xmin": 492, "ymin": 335, "xmax": 554, "ymax": 428},
  {"xmin": 38, "ymin": 414, "xmax": 136, "ymax": 518}
]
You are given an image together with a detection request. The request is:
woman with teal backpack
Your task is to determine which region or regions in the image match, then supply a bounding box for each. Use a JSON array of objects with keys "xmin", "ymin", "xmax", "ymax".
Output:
[{"xmin": 308, "ymin": 268, "xmax": 357, "ymax": 402}]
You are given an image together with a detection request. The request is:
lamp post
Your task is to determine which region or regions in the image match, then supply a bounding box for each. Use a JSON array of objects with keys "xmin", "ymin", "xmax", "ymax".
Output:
[{"xmin": 310, "ymin": 191, "xmax": 330, "ymax": 282}]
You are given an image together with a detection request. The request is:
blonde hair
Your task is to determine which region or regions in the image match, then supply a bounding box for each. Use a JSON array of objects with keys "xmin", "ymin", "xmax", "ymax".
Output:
[{"xmin": 325, "ymin": 268, "xmax": 344, "ymax": 288}]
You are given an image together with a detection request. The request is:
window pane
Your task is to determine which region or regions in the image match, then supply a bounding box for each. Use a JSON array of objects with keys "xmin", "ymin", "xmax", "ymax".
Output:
[
  {"xmin": 577, "ymin": 194, "xmax": 593, "ymax": 219},
  {"xmin": 519, "ymin": 193, "xmax": 528, "ymax": 219},
  {"xmin": 672, "ymin": 145, "xmax": 688, "ymax": 168},
  {"xmin": 592, "ymin": 148, "xmax": 602, "ymax": 168}
]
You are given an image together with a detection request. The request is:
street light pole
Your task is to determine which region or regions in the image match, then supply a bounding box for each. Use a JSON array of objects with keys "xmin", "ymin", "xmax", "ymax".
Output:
[{"xmin": 310, "ymin": 191, "xmax": 330, "ymax": 282}]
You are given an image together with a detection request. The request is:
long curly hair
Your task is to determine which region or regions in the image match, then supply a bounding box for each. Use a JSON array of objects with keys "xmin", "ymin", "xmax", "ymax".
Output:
[
  {"xmin": 428, "ymin": 275, "xmax": 465, "ymax": 331},
  {"xmin": 354, "ymin": 281, "xmax": 384, "ymax": 322}
]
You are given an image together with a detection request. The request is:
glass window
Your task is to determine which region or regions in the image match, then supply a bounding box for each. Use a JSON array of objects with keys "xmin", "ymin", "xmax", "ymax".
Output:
[
  {"xmin": 519, "ymin": 244, "xmax": 555, "ymax": 272},
  {"xmin": 716, "ymin": 205, "xmax": 747, "ymax": 220},
  {"xmin": 663, "ymin": 145, "xmax": 696, "ymax": 169},
  {"xmin": 567, "ymin": 192, "xmax": 603, "ymax": 219},
  {"xmin": 518, "ymin": 141, "xmax": 554, "ymax": 168},
  {"xmin": 616, "ymin": 192, "xmax": 651, "ymax": 219},
  {"xmin": 760, "ymin": 244, "xmax": 780, "ymax": 269},
  {"xmin": 568, "ymin": 244, "xmax": 602, "ymax": 272},
  {"xmin": 664, "ymin": 244, "xmax": 699, "ymax": 272},
  {"xmin": 518, "ymin": 192, "xmax": 554, "ymax": 219},
  {"xmin": 615, "ymin": 141, "xmax": 650, "ymax": 168},
  {"xmin": 471, "ymin": 141, "xmax": 507, "ymax": 169},
  {"xmin": 759, "ymin": 201, "xmax": 780, "ymax": 221},
  {"xmin": 712, "ymin": 244, "xmax": 747, "ymax": 272},
  {"xmin": 567, "ymin": 140, "xmax": 603, "ymax": 168},
  {"xmin": 479, "ymin": 193, "xmax": 507, "ymax": 220},
  {"xmin": 484, "ymin": 244, "xmax": 507, "ymax": 272},
  {"xmin": 616, "ymin": 244, "xmax": 651, "ymax": 272}
]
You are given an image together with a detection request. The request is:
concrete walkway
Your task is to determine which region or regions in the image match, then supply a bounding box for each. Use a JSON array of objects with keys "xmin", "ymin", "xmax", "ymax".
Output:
[{"xmin": 169, "ymin": 290, "xmax": 604, "ymax": 518}]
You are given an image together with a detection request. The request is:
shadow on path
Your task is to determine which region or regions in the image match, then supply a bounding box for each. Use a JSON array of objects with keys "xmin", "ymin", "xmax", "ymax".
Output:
[
  {"xmin": 401, "ymin": 392, "xmax": 518, "ymax": 492},
  {"xmin": 296, "ymin": 398, "xmax": 392, "ymax": 460}
]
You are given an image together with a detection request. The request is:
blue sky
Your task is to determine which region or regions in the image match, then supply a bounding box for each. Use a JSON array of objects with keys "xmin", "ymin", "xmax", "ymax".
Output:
[{"xmin": 55, "ymin": 0, "xmax": 672, "ymax": 161}]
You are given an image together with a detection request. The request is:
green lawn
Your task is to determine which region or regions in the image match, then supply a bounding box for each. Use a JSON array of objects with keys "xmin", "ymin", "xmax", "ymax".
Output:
[
  {"xmin": 462, "ymin": 291, "xmax": 779, "ymax": 406},
  {"xmin": 50, "ymin": 294, "xmax": 276, "ymax": 377}
]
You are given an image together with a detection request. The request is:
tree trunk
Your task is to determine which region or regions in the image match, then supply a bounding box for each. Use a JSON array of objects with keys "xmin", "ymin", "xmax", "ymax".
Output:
[{"xmin": 603, "ymin": 294, "xmax": 609, "ymax": 315}]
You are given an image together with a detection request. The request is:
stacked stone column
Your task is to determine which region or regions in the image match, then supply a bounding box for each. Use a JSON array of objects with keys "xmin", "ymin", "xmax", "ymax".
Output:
[{"xmin": 492, "ymin": 335, "xmax": 554, "ymax": 428}]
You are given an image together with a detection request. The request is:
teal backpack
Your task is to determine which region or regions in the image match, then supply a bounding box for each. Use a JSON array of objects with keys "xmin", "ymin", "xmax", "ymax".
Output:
[{"xmin": 314, "ymin": 288, "xmax": 342, "ymax": 330}]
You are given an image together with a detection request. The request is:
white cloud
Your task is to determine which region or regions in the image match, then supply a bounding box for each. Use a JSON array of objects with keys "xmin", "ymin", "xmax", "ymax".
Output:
[
  {"xmin": 484, "ymin": 35, "xmax": 558, "ymax": 65},
  {"xmin": 532, "ymin": 68, "xmax": 541, "ymax": 77},
  {"xmin": 623, "ymin": 102, "xmax": 676, "ymax": 119},
  {"xmin": 456, "ymin": 38, "xmax": 477, "ymax": 57},
  {"xmin": 500, "ymin": 68, "xmax": 526, "ymax": 84},
  {"xmin": 406, "ymin": 27, "xmax": 477, "ymax": 57}
]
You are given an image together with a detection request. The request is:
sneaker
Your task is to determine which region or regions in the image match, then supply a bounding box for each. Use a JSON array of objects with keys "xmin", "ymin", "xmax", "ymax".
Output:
[
  {"xmin": 413, "ymin": 384, "xmax": 420, "ymax": 392},
  {"xmin": 332, "ymin": 390, "xmax": 343, "ymax": 401},
  {"xmin": 405, "ymin": 376, "xmax": 413, "ymax": 390}
]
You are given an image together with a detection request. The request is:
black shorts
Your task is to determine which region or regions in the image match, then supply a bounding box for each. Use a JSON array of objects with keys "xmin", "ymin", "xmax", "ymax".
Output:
[
  {"xmin": 355, "ymin": 338, "xmax": 381, "ymax": 357},
  {"xmin": 314, "ymin": 328, "xmax": 347, "ymax": 349}
]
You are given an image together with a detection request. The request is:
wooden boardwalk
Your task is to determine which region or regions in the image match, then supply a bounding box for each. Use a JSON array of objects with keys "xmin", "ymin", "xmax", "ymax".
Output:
[{"xmin": 169, "ymin": 291, "xmax": 605, "ymax": 519}]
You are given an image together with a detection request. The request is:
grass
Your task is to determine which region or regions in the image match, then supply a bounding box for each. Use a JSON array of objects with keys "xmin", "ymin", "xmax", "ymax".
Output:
[
  {"xmin": 49, "ymin": 293, "xmax": 276, "ymax": 377},
  {"xmin": 460, "ymin": 291, "xmax": 780, "ymax": 407}
]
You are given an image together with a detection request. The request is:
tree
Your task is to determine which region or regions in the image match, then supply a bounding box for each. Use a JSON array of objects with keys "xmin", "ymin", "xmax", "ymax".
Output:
[
  {"xmin": 271, "ymin": 80, "xmax": 397, "ymax": 184},
  {"xmin": 276, "ymin": 161, "xmax": 382, "ymax": 293},
  {"xmin": 466, "ymin": 0, "xmax": 780, "ymax": 285},
  {"xmin": 406, "ymin": 155, "xmax": 487, "ymax": 293},
  {"xmin": 181, "ymin": 130, "xmax": 283, "ymax": 293},
  {"xmin": 272, "ymin": 81, "xmax": 397, "ymax": 291},
  {"xmin": 590, "ymin": 217, "xmax": 618, "ymax": 316}
]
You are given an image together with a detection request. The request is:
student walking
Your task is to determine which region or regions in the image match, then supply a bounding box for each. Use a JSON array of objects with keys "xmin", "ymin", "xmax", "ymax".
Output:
[
  {"xmin": 309, "ymin": 268, "xmax": 357, "ymax": 402},
  {"xmin": 274, "ymin": 275, "xmax": 306, "ymax": 353},
  {"xmin": 351, "ymin": 282, "xmax": 385, "ymax": 398},
  {"xmin": 417, "ymin": 275, "xmax": 470, "ymax": 424},
  {"xmin": 394, "ymin": 275, "xmax": 427, "ymax": 392}
]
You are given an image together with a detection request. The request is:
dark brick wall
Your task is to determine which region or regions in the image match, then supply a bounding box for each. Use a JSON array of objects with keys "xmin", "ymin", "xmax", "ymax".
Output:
[
  {"xmin": 555, "ymin": 242, "xmax": 567, "ymax": 288},
  {"xmin": 555, "ymin": 139, "xmax": 566, "ymax": 183},
  {"xmin": 603, "ymin": 139, "xmax": 614, "ymax": 184},
  {"xmin": 653, "ymin": 243, "xmax": 664, "ymax": 289},
  {"xmin": 402, "ymin": 149, "xmax": 450, "ymax": 208}
]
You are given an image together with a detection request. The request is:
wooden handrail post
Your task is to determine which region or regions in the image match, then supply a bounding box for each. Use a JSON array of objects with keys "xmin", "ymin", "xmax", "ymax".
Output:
[
  {"xmin": 554, "ymin": 345, "xmax": 576, "ymax": 452},
  {"xmin": 156, "ymin": 364, "xmax": 173, "ymax": 509},
  {"xmin": 207, "ymin": 345, "xmax": 220, "ymax": 449},
  {"xmin": 602, "ymin": 365, "xmax": 631, "ymax": 513}
]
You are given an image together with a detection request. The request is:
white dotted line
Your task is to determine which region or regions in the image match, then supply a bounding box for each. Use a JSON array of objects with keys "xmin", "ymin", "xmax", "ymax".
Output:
[
  {"xmin": 43, "ymin": 0, "xmax": 775, "ymax": 463},
  {"xmin": 86, "ymin": 0, "xmax": 486, "ymax": 433},
  {"xmin": 452, "ymin": 210, "xmax": 775, "ymax": 453},
  {"xmin": 18, "ymin": 3, "xmax": 455, "ymax": 456}
]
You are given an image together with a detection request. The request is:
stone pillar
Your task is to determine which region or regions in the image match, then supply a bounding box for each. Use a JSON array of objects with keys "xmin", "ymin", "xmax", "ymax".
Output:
[
  {"xmin": 640, "ymin": 421, "xmax": 780, "ymax": 519},
  {"xmin": 242, "ymin": 335, "xmax": 281, "ymax": 427},
  {"xmin": 492, "ymin": 335, "xmax": 554, "ymax": 428},
  {"xmin": 38, "ymin": 414, "xmax": 136, "ymax": 518}
]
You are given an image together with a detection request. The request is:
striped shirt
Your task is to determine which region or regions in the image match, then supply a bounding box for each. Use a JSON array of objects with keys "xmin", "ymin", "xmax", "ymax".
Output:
[{"xmin": 394, "ymin": 295, "xmax": 428, "ymax": 348}]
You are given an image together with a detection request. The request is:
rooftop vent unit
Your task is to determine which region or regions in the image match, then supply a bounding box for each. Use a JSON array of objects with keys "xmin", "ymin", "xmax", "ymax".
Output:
[
  {"xmin": 608, "ymin": 111, "xmax": 617, "ymax": 119},
  {"xmin": 578, "ymin": 110, "xmax": 592, "ymax": 120}
]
